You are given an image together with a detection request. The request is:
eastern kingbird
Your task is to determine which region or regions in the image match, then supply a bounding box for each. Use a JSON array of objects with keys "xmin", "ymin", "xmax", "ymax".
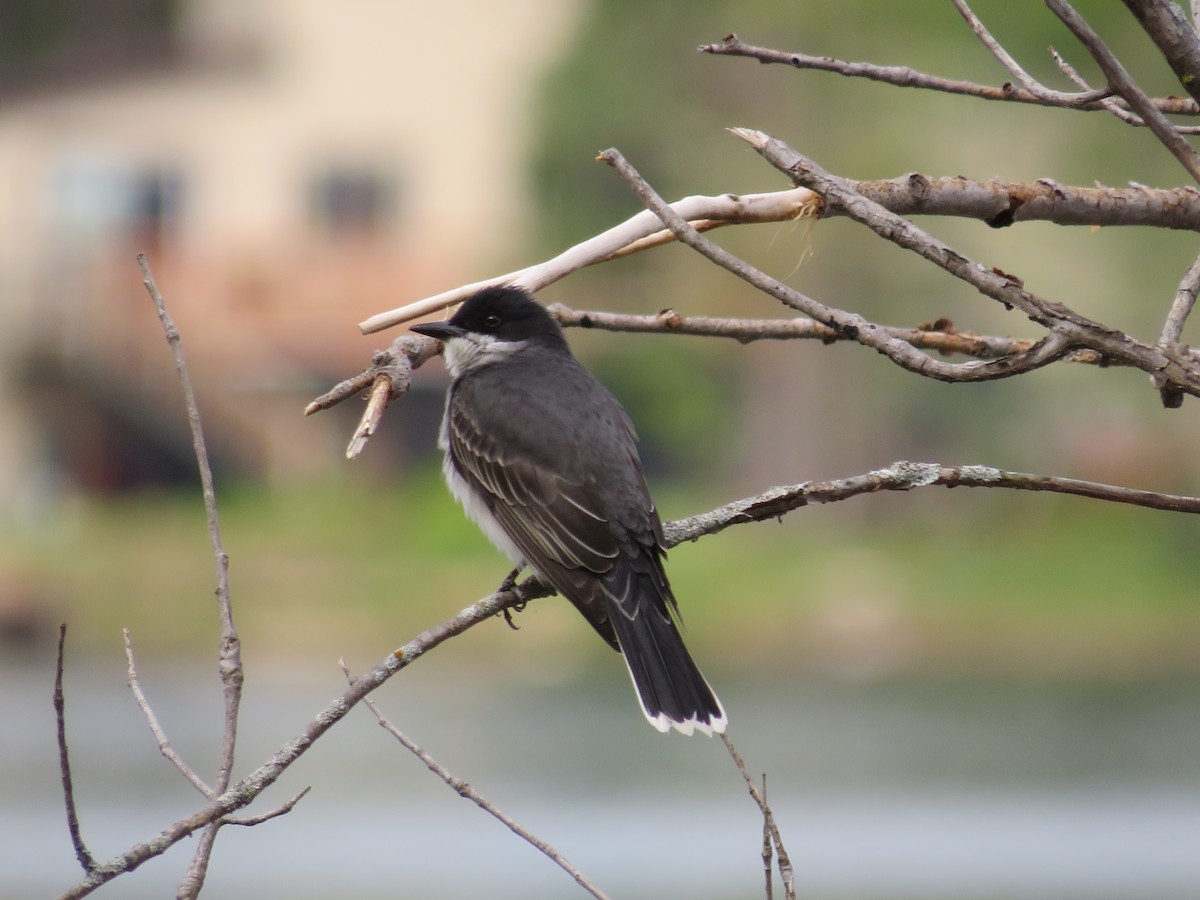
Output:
[{"xmin": 412, "ymin": 286, "xmax": 726, "ymax": 736}]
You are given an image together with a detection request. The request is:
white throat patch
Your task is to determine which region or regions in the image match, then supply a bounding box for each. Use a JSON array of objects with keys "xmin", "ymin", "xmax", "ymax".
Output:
[{"xmin": 442, "ymin": 333, "xmax": 527, "ymax": 378}]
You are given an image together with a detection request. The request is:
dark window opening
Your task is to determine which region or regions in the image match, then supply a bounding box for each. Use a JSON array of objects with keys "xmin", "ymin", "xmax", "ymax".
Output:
[{"xmin": 309, "ymin": 168, "xmax": 397, "ymax": 236}]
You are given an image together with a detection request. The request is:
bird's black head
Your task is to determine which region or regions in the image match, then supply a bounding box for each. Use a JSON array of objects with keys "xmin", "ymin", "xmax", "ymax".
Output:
[
  {"xmin": 411, "ymin": 286, "xmax": 569, "ymax": 375},
  {"xmin": 412, "ymin": 286, "xmax": 565, "ymax": 346}
]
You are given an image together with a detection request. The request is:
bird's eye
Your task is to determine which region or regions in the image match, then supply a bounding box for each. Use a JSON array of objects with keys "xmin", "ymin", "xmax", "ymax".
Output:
[{"xmin": 482, "ymin": 313, "xmax": 502, "ymax": 329}]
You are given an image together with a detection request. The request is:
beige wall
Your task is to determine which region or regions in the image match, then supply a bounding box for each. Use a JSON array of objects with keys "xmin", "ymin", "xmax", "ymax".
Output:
[
  {"xmin": 0, "ymin": 0, "xmax": 585, "ymax": 500},
  {"xmin": 0, "ymin": 0, "xmax": 583, "ymax": 322}
]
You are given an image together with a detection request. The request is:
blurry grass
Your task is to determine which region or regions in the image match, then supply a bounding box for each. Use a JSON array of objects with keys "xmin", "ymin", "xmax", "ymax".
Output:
[{"xmin": 4, "ymin": 471, "xmax": 1199, "ymax": 675}]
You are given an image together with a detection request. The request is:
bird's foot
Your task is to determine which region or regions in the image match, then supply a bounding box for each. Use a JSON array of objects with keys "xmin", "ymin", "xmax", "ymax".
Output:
[
  {"xmin": 496, "ymin": 567, "xmax": 527, "ymax": 631},
  {"xmin": 497, "ymin": 566, "xmax": 523, "ymax": 595}
]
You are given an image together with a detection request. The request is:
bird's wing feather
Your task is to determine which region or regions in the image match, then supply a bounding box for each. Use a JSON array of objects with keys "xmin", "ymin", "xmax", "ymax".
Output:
[
  {"xmin": 447, "ymin": 384, "xmax": 622, "ymax": 573},
  {"xmin": 446, "ymin": 362, "xmax": 676, "ymax": 636}
]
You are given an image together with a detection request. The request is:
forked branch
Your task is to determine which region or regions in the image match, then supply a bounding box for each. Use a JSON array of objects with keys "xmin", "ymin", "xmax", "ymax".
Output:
[{"xmin": 722, "ymin": 735, "xmax": 795, "ymax": 900}]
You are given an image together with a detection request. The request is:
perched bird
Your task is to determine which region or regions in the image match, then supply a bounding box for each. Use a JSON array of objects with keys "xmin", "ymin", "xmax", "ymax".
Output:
[{"xmin": 412, "ymin": 286, "xmax": 726, "ymax": 735}]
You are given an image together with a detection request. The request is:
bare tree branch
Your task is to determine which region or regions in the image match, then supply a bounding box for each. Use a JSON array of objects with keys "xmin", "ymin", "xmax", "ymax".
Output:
[
  {"xmin": 1155, "ymin": 249, "xmax": 1200, "ymax": 406},
  {"xmin": 721, "ymin": 735, "xmax": 795, "ymax": 900},
  {"xmin": 303, "ymin": 334, "xmax": 441, "ymax": 459},
  {"xmin": 847, "ymin": 175, "xmax": 1200, "ymax": 230},
  {"xmin": 348, "ymin": 375, "xmax": 397, "ymax": 458},
  {"xmin": 123, "ymin": 630, "xmax": 212, "ymax": 798},
  {"xmin": 1123, "ymin": 0, "xmax": 1200, "ymax": 107},
  {"xmin": 341, "ymin": 336, "xmax": 442, "ymax": 458},
  {"xmin": 303, "ymin": 368, "xmax": 380, "ymax": 415},
  {"xmin": 357, "ymin": 187, "xmax": 822, "ymax": 333},
  {"xmin": 731, "ymin": 128, "xmax": 1200, "ymax": 401},
  {"xmin": 952, "ymin": 0, "xmax": 1109, "ymax": 105},
  {"xmin": 137, "ymin": 255, "xmax": 244, "ymax": 899},
  {"xmin": 1048, "ymin": 0, "xmax": 1200, "ymax": 183},
  {"xmin": 698, "ymin": 32, "xmax": 1198, "ymax": 117},
  {"xmin": 760, "ymin": 777, "xmax": 774, "ymax": 900},
  {"xmin": 54, "ymin": 625, "xmax": 96, "ymax": 875},
  {"xmin": 1048, "ymin": 45, "xmax": 1145, "ymax": 126},
  {"xmin": 1167, "ymin": 253, "xmax": 1200, "ymax": 342},
  {"xmin": 550, "ymin": 303, "xmax": 1115, "ymax": 367},
  {"xmin": 223, "ymin": 788, "xmax": 311, "ymax": 827},
  {"xmin": 349, "ymin": 138, "xmax": 1200, "ymax": 407},
  {"xmin": 354, "ymin": 173, "xmax": 1200, "ymax": 340},
  {"xmin": 598, "ymin": 145, "xmax": 1079, "ymax": 385},
  {"xmin": 665, "ymin": 460, "xmax": 1200, "ymax": 549},
  {"xmin": 341, "ymin": 662, "xmax": 611, "ymax": 899}
]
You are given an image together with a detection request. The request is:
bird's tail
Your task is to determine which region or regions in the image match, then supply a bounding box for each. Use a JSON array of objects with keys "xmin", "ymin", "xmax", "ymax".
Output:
[{"xmin": 606, "ymin": 597, "xmax": 727, "ymax": 736}]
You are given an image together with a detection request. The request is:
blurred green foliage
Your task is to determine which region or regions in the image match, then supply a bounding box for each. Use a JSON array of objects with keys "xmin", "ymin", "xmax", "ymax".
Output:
[{"xmin": 7, "ymin": 474, "xmax": 1197, "ymax": 675}]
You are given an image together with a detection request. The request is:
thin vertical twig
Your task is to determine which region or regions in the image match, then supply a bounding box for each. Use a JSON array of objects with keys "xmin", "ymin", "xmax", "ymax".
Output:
[
  {"xmin": 721, "ymin": 734, "xmax": 795, "ymax": 900},
  {"xmin": 1161, "ymin": 249, "xmax": 1200, "ymax": 347},
  {"xmin": 761, "ymin": 772, "xmax": 774, "ymax": 900},
  {"xmin": 54, "ymin": 624, "xmax": 96, "ymax": 875},
  {"xmin": 136, "ymin": 254, "xmax": 243, "ymax": 899},
  {"xmin": 1155, "ymin": 248, "xmax": 1200, "ymax": 406}
]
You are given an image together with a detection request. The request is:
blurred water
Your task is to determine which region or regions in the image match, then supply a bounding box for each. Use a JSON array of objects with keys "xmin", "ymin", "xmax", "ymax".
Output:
[{"xmin": 5, "ymin": 656, "xmax": 1199, "ymax": 899}]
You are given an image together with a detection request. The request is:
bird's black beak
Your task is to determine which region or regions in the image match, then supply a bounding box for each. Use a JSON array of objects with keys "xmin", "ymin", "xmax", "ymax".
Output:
[{"xmin": 411, "ymin": 321, "xmax": 466, "ymax": 342}]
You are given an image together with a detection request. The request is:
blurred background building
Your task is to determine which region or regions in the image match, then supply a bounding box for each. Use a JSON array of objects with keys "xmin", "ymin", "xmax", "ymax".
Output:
[
  {"xmin": 0, "ymin": 0, "xmax": 581, "ymax": 498},
  {"xmin": 4, "ymin": 0, "xmax": 1197, "ymax": 507}
]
